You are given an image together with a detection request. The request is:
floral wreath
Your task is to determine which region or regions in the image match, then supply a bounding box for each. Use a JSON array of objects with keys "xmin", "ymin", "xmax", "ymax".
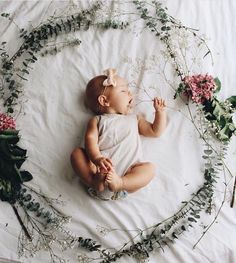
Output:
[{"xmin": 0, "ymin": 1, "xmax": 236, "ymax": 262}]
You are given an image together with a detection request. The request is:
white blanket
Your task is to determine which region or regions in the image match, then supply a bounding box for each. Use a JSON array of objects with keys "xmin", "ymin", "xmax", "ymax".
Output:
[{"xmin": 0, "ymin": 1, "xmax": 236, "ymax": 262}]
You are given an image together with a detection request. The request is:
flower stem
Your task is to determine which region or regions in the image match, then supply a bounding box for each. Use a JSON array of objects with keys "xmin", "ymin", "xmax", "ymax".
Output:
[
  {"xmin": 11, "ymin": 204, "xmax": 32, "ymax": 241},
  {"xmin": 230, "ymin": 176, "xmax": 236, "ymax": 208}
]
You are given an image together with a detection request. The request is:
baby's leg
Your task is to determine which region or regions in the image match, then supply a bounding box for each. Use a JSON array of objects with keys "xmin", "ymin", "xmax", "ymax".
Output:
[
  {"xmin": 70, "ymin": 148, "xmax": 105, "ymax": 192},
  {"xmin": 106, "ymin": 162, "xmax": 155, "ymax": 193}
]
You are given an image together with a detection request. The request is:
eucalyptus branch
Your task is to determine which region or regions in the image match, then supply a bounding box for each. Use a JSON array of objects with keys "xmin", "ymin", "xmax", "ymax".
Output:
[
  {"xmin": 193, "ymin": 166, "xmax": 228, "ymax": 249},
  {"xmin": 186, "ymin": 104, "xmax": 234, "ymax": 178},
  {"xmin": 95, "ymin": 186, "xmax": 205, "ymax": 262},
  {"xmin": 22, "ymin": 184, "xmax": 68, "ymax": 218}
]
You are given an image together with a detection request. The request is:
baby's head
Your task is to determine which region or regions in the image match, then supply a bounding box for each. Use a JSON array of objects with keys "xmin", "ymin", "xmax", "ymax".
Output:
[{"xmin": 85, "ymin": 69, "xmax": 133, "ymax": 115}]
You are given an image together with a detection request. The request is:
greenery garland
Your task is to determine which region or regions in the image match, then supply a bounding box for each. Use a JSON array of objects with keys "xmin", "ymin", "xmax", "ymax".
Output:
[{"xmin": 0, "ymin": 1, "xmax": 235, "ymax": 262}]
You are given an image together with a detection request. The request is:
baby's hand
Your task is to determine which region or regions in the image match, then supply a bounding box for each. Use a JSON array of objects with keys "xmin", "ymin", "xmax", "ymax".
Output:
[
  {"xmin": 94, "ymin": 156, "xmax": 113, "ymax": 174},
  {"xmin": 153, "ymin": 97, "xmax": 166, "ymax": 112}
]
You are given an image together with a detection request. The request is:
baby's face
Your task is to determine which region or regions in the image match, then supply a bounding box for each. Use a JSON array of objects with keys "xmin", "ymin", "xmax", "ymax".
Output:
[{"xmin": 106, "ymin": 76, "xmax": 133, "ymax": 115}]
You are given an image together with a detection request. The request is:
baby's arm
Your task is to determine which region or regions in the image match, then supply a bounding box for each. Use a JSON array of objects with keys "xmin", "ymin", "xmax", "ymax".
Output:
[
  {"xmin": 85, "ymin": 117, "xmax": 112, "ymax": 172},
  {"xmin": 138, "ymin": 97, "xmax": 167, "ymax": 137}
]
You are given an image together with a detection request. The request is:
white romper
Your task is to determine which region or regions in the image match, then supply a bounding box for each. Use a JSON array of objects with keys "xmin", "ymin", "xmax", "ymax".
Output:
[{"xmin": 88, "ymin": 113, "xmax": 143, "ymax": 200}]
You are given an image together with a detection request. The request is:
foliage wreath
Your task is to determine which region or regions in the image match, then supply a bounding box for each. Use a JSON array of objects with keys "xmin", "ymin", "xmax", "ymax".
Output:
[{"xmin": 0, "ymin": 1, "xmax": 236, "ymax": 262}]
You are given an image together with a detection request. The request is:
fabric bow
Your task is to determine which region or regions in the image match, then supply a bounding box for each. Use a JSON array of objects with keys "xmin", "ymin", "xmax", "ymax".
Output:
[{"xmin": 103, "ymin": 68, "xmax": 117, "ymax": 87}]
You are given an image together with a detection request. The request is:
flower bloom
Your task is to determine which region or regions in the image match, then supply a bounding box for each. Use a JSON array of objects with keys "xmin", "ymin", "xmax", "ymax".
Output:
[
  {"xmin": 0, "ymin": 112, "xmax": 16, "ymax": 131},
  {"xmin": 183, "ymin": 74, "xmax": 216, "ymax": 104}
]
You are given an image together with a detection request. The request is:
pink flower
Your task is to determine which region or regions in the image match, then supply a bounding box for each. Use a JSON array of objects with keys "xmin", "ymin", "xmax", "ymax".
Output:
[
  {"xmin": 0, "ymin": 112, "xmax": 16, "ymax": 131},
  {"xmin": 183, "ymin": 74, "xmax": 216, "ymax": 104}
]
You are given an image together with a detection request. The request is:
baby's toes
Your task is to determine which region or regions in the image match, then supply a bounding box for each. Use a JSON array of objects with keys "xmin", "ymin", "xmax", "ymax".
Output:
[{"xmin": 105, "ymin": 173, "xmax": 112, "ymax": 183}]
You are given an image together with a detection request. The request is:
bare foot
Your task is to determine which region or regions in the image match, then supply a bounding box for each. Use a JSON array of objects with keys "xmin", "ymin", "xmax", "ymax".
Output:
[
  {"xmin": 92, "ymin": 172, "xmax": 106, "ymax": 192},
  {"xmin": 105, "ymin": 169, "xmax": 123, "ymax": 192}
]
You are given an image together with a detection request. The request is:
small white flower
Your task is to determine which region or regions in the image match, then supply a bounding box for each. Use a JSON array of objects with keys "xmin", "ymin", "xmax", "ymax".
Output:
[
  {"xmin": 77, "ymin": 254, "xmax": 89, "ymax": 263},
  {"xmin": 96, "ymin": 225, "xmax": 111, "ymax": 236}
]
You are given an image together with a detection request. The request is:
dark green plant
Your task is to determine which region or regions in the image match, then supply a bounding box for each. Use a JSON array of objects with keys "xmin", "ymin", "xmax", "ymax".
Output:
[
  {"xmin": 0, "ymin": 129, "xmax": 30, "ymax": 203},
  {"xmin": 0, "ymin": 128, "xmax": 33, "ymax": 239},
  {"xmin": 202, "ymin": 96, "xmax": 236, "ymax": 141}
]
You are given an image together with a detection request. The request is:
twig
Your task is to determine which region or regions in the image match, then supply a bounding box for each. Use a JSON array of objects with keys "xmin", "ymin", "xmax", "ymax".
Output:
[
  {"xmin": 11, "ymin": 204, "xmax": 32, "ymax": 241},
  {"xmin": 230, "ymin": 176, "xmax": 236, "ymax": 208}
]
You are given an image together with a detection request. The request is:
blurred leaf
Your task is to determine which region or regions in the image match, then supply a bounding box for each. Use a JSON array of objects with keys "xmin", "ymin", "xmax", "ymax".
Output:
[
  {"xmin": 213, "ymin": 77, "xmax": 221, "ymax": 93},
  {"xmin": 24, "ymin": 194, "xmax": 32, "ymax": 202},
  {"xmin": 20, "ymin": 171, "xmax": 33, "ymax": 182},
  {"xmin": 226, "ymin": 95, "xmax": 236, "ymax": 109},
  {"xmin": 204, "ymin": 149, "xmax": 213, "ymax": 155},
  {"xmin": 22, "ymin": 69, "xmax": 29, "ymax": 74},
  {"xmin": 213, "ymin": 103, "xmax": 225, "ymax": 120},
  {"xmin": 188, "ymin": 217, "xmax": 197, "ymax": 223},
  {"xmin": 172, "ymin": 232, "xmax": 178, "ymax": 239}
]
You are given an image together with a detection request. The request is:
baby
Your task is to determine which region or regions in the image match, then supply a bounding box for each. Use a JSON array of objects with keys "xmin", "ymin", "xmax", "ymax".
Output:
[{"xmin": 71, "ymin": 68, "xmax": 167, "ymax": 200}]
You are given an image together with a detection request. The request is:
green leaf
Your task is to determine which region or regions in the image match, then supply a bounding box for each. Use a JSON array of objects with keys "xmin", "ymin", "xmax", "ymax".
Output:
[
  {"xmin": 9, "ymin": 144, "xmax": 27, "ymax": 156},
  {"xmin": 7, "ymin": 107, "xmax": 14, "ymax": 113},
  {"xmin": 33, "ymin": 202, "xmax": 40, "ymax": 211},
  {"xmin": 172, "ymin": 232, "xmax": 178, "ymax": 239},
  {"xmin": 12, "ymin": 93, "xmax": 18, "ymax": 98},
  {"xmin": 20, "ymin": 171, "xmax": 33, "ymax": 182},
  {"xmin": 0, "ymin": 129, "xmax": 19, "ymax": 136},
  {"xmin": 226, "ymin": 95, "xmax": 236, "ymax": 109},
  {"xmin": 214, "ymin": 77, "xmax": 221, "ymax": 93},
  {"xmin": 9, "ymin": 80, "xmax": 15, "ymax": 88},
  {"xmin": 229, "ymin": 123, "xmax": 236, "ymax": 131},
  {"xmin": 174, "ymin": 82, "xmax": 186, "ymax": 99},
  {"xmin": 219, "ymin": 126, "xmax": 230, "ymax": 140},
  {"xmin": 1, "ymin": 13, "xmax": 10, "ymax": 18},
  {"xmin": 188, "ymin": 217, "xmax": 197, "ymax": 223},
  {"xmin": 204, "ymin": 149, "xmax": 213, "ymax": 155},
  {"xmin": 213, "ymin": 103, "xmax": 225, "ymax": 121},
  {"xmin": 32, "ymin": 55, "xmax": 37, "ymax": 61},
  {"xmin": 36, "ymin": 208, "xmax": 44, "ymax": 217},
  {"xmin": 0, "ymin": 179, "xmax": 13, "ymax": 202},
  {"xmin": 219, "ymin": 116, "xmax": 226, "ymax": 128},
  {"xmin": 24, "ymin": 194, "xmax": 32, "ymax": 202},
  {"xmin": 205, "ymin": 163, "xmax": 212, "ymax": 168},
  {"xmin": 22, "ymin": 69, "xmax": 29, "ymax": 74}
]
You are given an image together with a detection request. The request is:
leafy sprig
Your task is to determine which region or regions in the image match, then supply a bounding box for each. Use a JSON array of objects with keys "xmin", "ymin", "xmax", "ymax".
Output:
[{"xmin": 0, "ymin": 1, "xmax": 129, "ymax": 115}]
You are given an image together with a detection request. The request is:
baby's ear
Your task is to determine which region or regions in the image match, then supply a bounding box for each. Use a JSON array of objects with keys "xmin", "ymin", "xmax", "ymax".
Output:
[{"xmin": 98, "ymin": 95, "xmax": 109, "ymax": 107}]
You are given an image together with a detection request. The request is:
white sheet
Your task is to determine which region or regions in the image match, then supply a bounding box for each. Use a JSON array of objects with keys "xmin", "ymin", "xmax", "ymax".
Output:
[{"xmin": 0, "ymin": 1, "xmax": 236, "ymax": 262}]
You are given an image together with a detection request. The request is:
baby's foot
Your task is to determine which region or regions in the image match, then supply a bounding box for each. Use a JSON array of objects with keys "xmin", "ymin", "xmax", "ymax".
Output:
[
  {"xmin": 105, "ymin": 169, "xmax": 123, "ymax": 192},
  {"xmin": 93, "ymin": 172, "xmax": 106, "ymax": 192}
]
